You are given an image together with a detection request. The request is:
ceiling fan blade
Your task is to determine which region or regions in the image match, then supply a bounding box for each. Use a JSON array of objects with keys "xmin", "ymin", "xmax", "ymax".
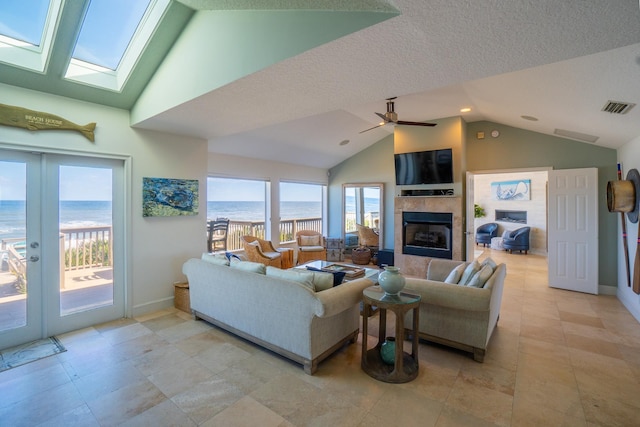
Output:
[
  {"xmin": 396, "ymin": 120, "xmax": 437, "ymax": 127},
  {"xmin": 375, "ymin": 112, "xmax": 388, "ymax": 122},
  {"xmin": 359, "ymin": 123, "xmax": 385, "ymax": 134}
]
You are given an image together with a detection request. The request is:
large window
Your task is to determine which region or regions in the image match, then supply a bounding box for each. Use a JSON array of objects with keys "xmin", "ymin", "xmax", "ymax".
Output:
[
  {"xmin": 280, "ymin": 182, "xmax": 324, "ymax": 242},
  {"xmin": 207, "ymin": 177, "xmax": 267, "ymax": 250}
]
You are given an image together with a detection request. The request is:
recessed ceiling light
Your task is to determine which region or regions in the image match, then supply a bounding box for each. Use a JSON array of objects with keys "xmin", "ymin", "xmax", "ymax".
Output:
[
  {"xmin": 521, "ymin": 115, "xmax": 539, "ymax": 121},
  {"xmin": 339, "ymin": 139, "xmax": 350, "ymax": 146},
  {"xmin": 460, "ymin": 107, "xmax": 471, "ymax": 113}
]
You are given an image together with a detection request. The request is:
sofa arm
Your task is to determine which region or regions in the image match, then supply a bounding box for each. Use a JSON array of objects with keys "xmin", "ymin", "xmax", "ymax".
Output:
[
  {"xmin": 314, "ymin": 278, "xmax": 375, "ymax": 318},
  {"xmin": 404, "ymin": 278, "xmax": 491, "ymax": 312}
]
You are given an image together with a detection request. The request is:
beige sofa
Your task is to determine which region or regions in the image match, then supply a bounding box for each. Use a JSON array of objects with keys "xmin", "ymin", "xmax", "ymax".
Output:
[
  {"xmin": 182, "ymin": 257, "xmax": 374, "ymax": 374},
  {"xmin": 403, "ymin": 258, "xmax": 506, "ymax": 362}
]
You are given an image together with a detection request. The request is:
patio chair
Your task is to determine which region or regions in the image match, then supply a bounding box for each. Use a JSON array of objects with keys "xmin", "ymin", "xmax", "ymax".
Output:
[
  {"xmin": 241, "ymin": 235, "xmax": 282, "ymax": 268},
  {"xmin": 207, "ymin": 218, "xmax": 229, "ymax": 253},
  {"xmin": 295, "ymin": 230, "xmax": 326, "ymax": 265}
]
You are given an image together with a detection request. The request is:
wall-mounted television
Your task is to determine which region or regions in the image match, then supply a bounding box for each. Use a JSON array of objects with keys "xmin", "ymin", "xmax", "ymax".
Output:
[{"xmin": 394, "ymin": 148, "xmax": 454, "ymax": 185}]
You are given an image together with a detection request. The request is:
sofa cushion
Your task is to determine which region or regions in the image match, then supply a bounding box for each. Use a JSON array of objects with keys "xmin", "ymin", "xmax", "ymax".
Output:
[
  {"xmin": 299, "ymin": 245, "xmax": 324, "ymax": 252},
  {"xmin": 458, "ymin": 259, "xmax": 480, "ymax": 286},
  {"xmin": 305, "ymin": 266, "xmax": 346, "ymax": 287},
  {"xmin": 444, "ymin": 263, "xmax": 466, "ymax": 284},
  {"xmin": 300, "ymin": 235, "xmax": 321, "ymax": 246},
  {"xmin": 481, "ymin": 257, "xmax": 498, "ymax": 270},
  {"xmin": 266, "ymin": 266, "xmax": 315, "ymax": 291},
  {"xmin": 467, "ymin": 264, "xmax": 494, "ymax": 288},
  {"xmin": 201, "ymin": 252, "xmax": 229, "ymax": 266},
  {"xmin": 230, "ymin": 258, "xmax": 266, "ymax": 274}
]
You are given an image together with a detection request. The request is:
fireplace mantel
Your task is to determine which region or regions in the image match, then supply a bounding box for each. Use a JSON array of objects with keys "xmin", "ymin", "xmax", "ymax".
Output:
[{"xmin": 394, "ymin": 196, "xmax": 463, "ymax": 277}]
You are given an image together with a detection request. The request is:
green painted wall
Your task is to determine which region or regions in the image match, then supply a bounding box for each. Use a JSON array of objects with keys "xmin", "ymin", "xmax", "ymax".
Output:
[
  {"xmin": 330, "ymin": 119, "xmax": 619, "ymax": 288},
  {"xmin": 467, "ymin": 121, "xmax": 618, "ymax": 288},
  {"xmin": 328, "ymin": 134, "xmax": 395, "ymax": 249}
]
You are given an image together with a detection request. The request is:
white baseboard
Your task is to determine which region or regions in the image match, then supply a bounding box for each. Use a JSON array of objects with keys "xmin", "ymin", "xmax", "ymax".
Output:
[
  {"xmin": 618, "ymin": 290, "xmax": 640, "ymax": 324},
  {"xmin": 132, "ymin": 297, "xmax": 174, "ymax": 317}
]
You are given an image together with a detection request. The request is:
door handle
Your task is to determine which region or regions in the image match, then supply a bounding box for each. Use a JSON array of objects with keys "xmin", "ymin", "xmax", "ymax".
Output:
[{"xmin": 29, "ymin": 255, "xmax": 40, "ymax": 262}]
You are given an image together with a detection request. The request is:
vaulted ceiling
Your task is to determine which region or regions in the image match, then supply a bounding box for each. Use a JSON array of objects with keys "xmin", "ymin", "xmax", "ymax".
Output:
[{"xmin": 2, "ymin": 0, "xmax": 640, "ymax": 169}]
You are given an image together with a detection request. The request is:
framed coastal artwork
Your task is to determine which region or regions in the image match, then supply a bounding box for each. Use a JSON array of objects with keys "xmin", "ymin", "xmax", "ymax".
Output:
[
  {"xmin": 491, "ymin": 179, "xmax": 531, "ymax": 201},
  {"xmin": 142, "ymin": 177, "xmax": 199, "ymax": 217}
]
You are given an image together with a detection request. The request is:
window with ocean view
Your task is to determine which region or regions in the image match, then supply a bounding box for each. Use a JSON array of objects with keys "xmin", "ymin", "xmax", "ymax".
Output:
[
  {"xmin": 280, "ymin": 182, "xmax": 324, "ymax": 242},
  {"xmin": 207, "ymin": 177, "xmax": 268, "ymax": 250}
]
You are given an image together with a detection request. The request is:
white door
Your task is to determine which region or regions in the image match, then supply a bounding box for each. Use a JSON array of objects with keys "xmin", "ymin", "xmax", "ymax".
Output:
[
  {"xmin": 466, "ymin": 171, "xmax": 476, "ymax": 261},
  {"xmin": 548, "ymin": 168, "xmax": 598, "ymax": 294},
  {"xmin": 0, "ymin": 149, "xmax": 125, "ymax": 349}
]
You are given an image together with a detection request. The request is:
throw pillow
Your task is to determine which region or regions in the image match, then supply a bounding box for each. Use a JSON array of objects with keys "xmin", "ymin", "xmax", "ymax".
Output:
[
  {"xmin": 201, "ymin": 252, "xmax": 229, "ymax": 266},
  {"xmin": 481, "ymin": 257, "xmax": 498, "ymax": 270},
  {"xmin": 229, "ymin": 258, "xmax": 266, "ymax": 274},
  {"xmin": 300, "ymin": 235, "xmax": 320, "ymax": 246},
  {"xmin": 458, "ymin": 259, "xmax": 480, "ymax": 286},
  {"xmin": 444, "ymin": 263, "xmax": 466, "ymax": 284},
  {"xmin": 225, "ymin": 252, "xmax": 243, "ymax": 262},
  {"xmin": 306, "ymin": 266, "xmax": 346, "ymax": 287},
  {"xmin": 266, "ymin": 266, "xmax": 315, "ymax": 291},
  {"xmin": 467, "ymin": 264, "xmax": 494, "ymax": 288}
]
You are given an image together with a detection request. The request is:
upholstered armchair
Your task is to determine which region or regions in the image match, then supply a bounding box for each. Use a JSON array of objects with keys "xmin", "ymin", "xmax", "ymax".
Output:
[
  {"xmin": 501, "ymin": 227, "xmax": 531, "ymax": 254},
  {"xmin": 241, "ymin": 235, "xmax": 282, "ymax": 267},
  {"xmin": 295, "ymin": 230, "xmax": 326, "ymax": 265},
  {"xmin": 356, "ymin": 224, "xmax": 379, "ymax": 248},
  {"xmin": 475, "ymin": 223, "xmax": 499, "ymax": 247}
]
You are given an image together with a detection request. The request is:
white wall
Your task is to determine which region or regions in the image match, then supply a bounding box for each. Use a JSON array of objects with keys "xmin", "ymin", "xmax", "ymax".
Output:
[
  {"xmin": 474, "ymin": 170, "xmax": 548, "ymax": 254},
  {"xmin": 617, "ymin": 137, "xmax": 640, "ymax": 323},
  {"xmin": 0, "ymin": 83, "xmax": 208, "ymax": 316}
]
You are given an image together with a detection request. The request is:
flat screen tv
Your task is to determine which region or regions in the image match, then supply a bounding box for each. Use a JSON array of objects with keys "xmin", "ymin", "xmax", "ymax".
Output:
[{"xmin": 394, "ymin": 148, "xmax": 454, "ymax": 185}]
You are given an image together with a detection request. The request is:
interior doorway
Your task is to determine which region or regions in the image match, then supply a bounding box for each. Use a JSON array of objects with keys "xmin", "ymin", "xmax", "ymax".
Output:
[{"xmin": 466, "ymin": 168, "xmax": 551, "ymax": 261}]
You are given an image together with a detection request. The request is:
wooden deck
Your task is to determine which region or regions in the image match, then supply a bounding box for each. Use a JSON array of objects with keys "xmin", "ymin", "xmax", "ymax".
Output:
[{"xmin": 0, "ymin": 266, "xmax": 113, "ymax": 332}]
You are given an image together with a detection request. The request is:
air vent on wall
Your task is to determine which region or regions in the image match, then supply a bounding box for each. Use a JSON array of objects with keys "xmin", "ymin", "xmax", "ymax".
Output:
[{"xmin": 601, "ymin": 100, "xmax": 636, "ymax": 114}]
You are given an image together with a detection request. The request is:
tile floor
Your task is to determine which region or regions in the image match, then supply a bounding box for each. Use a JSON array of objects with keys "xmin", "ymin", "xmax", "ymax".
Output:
[{"xmin": 1, "ymin": 250, "xmax": 639, "ymax": 426}]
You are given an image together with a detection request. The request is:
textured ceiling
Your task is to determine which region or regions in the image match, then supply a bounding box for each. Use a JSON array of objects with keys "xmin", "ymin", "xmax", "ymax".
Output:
[
  {"xmin": 132, "ymin": 0, "xmax": 640, "ymax": 169},
  {"xmin": 4, "ymin": 1, "xmax": 639, "ymax": 169}
]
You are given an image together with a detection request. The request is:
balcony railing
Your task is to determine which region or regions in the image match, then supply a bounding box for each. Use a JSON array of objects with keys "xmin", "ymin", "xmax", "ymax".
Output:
[
  {"xmin": 219, "ymin": 217, "xmax": 322, "ymax": 252},
  {"xmin": 1, "ymin": 217, "xmax": 321, "ymax": 275}
]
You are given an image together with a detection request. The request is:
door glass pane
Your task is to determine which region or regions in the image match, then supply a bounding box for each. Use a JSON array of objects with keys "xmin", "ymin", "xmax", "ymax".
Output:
[
  {"xmin": 59, "ymin": 165, "xmax": 113, "ymax": 316},
  {"xmin": 0, "ymin": 160, "xmax": 27, "ymax": 331}
]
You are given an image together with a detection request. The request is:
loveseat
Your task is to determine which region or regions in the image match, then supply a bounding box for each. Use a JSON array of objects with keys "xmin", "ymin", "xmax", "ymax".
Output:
[
  {"xmin": 403, "ymin": 258, "xmax": 506, "ymax": 362},
  {"xmin": 182, "ymin": 255, "xmax": 374, "ymax": 374}
]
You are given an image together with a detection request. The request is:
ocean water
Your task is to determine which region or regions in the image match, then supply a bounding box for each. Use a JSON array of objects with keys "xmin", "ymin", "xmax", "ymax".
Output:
[
  {"xmin": 1, "ymin": 198, "xmax": 379, "ymax": 241},
  {"xmin": 0, "ymin": 200, "xmax": 113, "ymax": 240}
]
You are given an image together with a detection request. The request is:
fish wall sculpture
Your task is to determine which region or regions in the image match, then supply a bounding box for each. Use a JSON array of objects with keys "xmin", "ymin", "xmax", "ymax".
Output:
[{"xmin": 0, "ymin": 103, "xmax": 96, "ymax": 142}]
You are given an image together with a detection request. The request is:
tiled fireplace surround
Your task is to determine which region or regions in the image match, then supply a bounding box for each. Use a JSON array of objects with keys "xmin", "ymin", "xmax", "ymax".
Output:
[{"xmin": 394, "ymin": 196, "xmax": 464, "ymax": 278}]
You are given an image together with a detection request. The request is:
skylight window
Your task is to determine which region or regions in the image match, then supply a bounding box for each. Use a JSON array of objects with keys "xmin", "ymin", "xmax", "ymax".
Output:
[
  {"xmin": 0, "ymin": 0, "xmax": 50, "ymax": 47},
  {"xmin": 0, "ymin": 0, "xmax": 61, "ymax": 72},
  {"xmin": 72, "ymin": 0, "xmax": 151, "ymax": 71},
  {"xmin": 65, "ymin": 0, "xmax": 170, "ymax": 92}
]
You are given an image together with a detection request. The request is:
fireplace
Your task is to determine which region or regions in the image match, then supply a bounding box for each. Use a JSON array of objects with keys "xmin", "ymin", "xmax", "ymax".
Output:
[{"xmin": 402, "ymin": 211, "xmax": 453, "ymax": 259}]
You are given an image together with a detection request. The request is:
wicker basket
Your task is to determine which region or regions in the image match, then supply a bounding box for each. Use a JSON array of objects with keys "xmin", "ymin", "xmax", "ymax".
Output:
[
  {"xmin": 351, "ymin": 247, "xmax": 372, "ymax": 265},
  {"xmin": 174, "ymin": 282, "xmax": 190, "ymax": 313}
]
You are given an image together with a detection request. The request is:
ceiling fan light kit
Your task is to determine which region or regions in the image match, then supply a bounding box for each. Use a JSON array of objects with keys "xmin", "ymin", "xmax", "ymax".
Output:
[{"xmin": 359, "ymin": 97, "xmax": 437, "ymax": 134}]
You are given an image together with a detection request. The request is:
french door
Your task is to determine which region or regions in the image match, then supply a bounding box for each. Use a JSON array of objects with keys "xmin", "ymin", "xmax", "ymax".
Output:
[{"xmin": 0, "ymin": 149, "xmax": 125, "ymax": 349}]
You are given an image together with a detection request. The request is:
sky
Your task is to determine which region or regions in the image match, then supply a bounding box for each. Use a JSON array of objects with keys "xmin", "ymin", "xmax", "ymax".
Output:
[
  {"xmin": 207, "ymin": 177, "xmax": 322, "ymax": 202},
  {"xmin": 0, "ymin": 0, "xmax": 150, "ymax": 70},
  {"xmin": 1, "ymin": 162, "xmax": 320, "ymax": 203},
  {"xmin": 0, "ymin": 161, "xmax": 112, "ymax": 201}
]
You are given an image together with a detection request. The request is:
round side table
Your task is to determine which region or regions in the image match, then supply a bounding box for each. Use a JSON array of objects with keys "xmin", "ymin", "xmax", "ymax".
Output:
[{"xmin": 361, "ymin": 286, "xmax": 421, "ymax": 383}]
